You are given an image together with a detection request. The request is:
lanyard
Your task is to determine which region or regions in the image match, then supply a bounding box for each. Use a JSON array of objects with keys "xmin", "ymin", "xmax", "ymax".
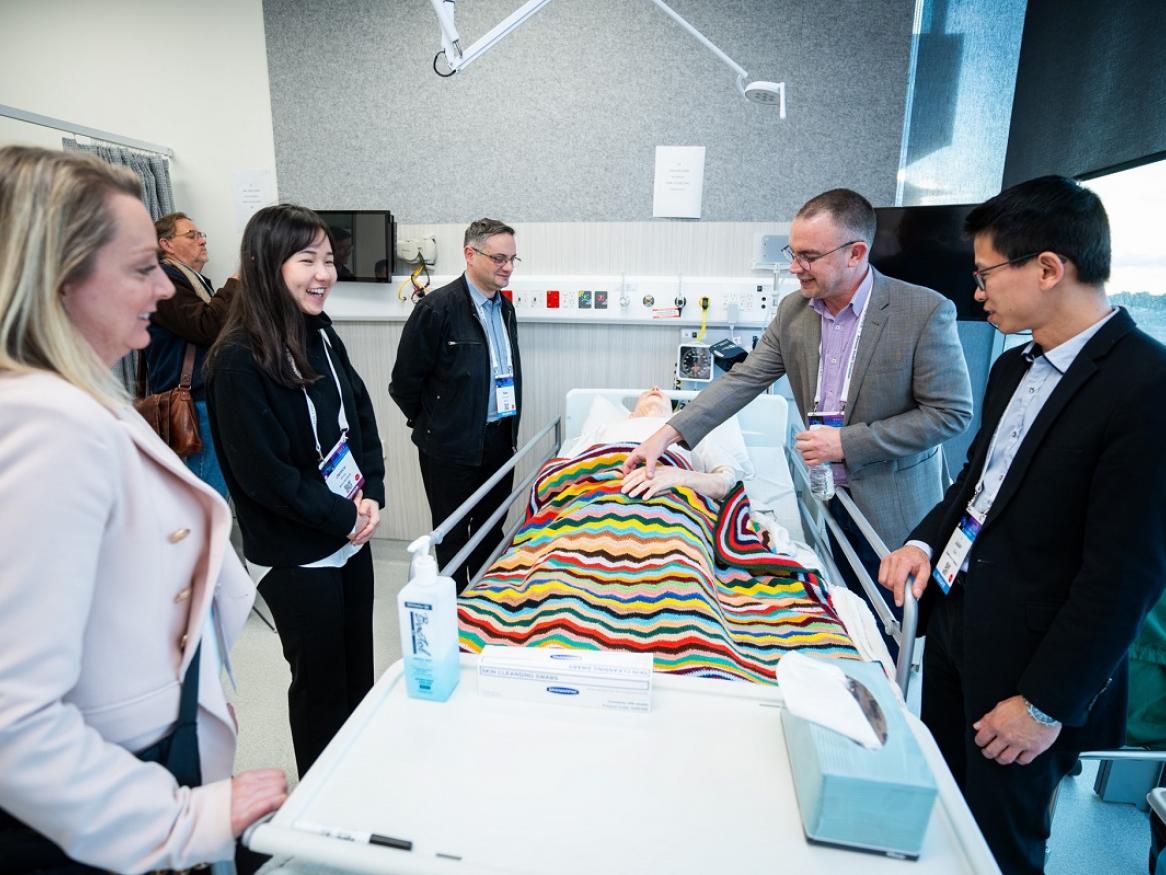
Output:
[
  {"xmin": 473, "ymin": 297, "xmax": 514, "ymax": 376},
  {"xmin": 292, "ymin": 330, "xmax": 350, "ymax": 461},
  {"xmin": 812, "ymin": 290, "xmax": 870, "ymax": 412}
]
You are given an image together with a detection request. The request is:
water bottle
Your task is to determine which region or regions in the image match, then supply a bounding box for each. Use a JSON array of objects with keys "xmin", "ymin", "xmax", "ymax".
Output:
[
  {"xmin": 398, "ymin": 539, "xmax": 460, "ymax": 701},
  {"xmin": 808, "ymin": 425, "xmax": 836, "ymax": 500}
]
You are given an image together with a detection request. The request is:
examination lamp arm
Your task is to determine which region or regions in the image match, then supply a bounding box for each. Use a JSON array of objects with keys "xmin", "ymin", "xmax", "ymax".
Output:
[
  {"xmin": 646, "ymin": 0, "xmax": 749, "ymax": 90},
  {"xmin": 432, "ymin": 0, "xmax": 778, "ymax": 107},
  {"xmin": 431, "ymin": 0, "xmax": 558, "ymax": 74},
  {"xmin": 429, "ymin": 0, "xmax": 462, "ymax": 63}
]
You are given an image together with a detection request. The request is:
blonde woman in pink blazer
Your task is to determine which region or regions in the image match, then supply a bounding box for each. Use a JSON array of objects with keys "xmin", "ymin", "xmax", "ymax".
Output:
[{"xmin": 0, "ymin": 147, "xmax": 286, "ymax": 873}]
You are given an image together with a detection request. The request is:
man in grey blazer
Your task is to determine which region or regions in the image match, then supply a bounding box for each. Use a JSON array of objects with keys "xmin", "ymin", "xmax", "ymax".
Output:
[{"xmin": 625, "ymin": 189, "xmax": 973, "ymax": 587}]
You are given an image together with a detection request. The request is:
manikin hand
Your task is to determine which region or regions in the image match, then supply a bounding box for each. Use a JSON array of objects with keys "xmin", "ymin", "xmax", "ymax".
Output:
[{"xmin": 621, "ymin": 465, "xmax": 689, "ymax": 499}]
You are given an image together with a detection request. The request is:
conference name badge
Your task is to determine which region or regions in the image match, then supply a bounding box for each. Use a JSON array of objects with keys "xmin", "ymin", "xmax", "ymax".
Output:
[
  {"xmin": 495, "ymin": 374, "xmax": 517, "ymax": 418},
  {"xmin": 807, "ymin": 411, "xmax": 844, "ymax": 429},
  {"xmin": 319, "ymin": 435, "xmax": 364, "ymax": 499},
  {"xmin": 933, "ymin": 506, "xmax": 983, "ymax": 594}
]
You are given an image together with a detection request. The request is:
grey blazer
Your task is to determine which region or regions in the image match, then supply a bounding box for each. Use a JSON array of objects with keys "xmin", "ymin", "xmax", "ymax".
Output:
[{"xmin": 671, "ymin": 268, "xmax": 973, "ymax": 548}]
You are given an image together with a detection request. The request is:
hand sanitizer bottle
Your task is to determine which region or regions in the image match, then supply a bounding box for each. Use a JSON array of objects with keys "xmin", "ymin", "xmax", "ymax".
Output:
[{"xmin": 398, "ymin": 538, "xmax": 460, "ymax": 701}]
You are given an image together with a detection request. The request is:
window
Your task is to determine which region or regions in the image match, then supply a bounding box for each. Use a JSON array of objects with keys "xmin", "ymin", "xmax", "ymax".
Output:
[{"xmin": 1083, "ymin": 158, "xmax": 1166, "ymax": 345}]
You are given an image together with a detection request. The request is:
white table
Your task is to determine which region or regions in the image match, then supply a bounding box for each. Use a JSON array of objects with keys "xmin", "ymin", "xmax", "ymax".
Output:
[{"xmin": 247, "ymin": 656, "xmax": 1000, "ymax": 874}]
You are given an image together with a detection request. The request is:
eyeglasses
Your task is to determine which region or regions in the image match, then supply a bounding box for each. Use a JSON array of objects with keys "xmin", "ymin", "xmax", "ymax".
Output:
[
  {"xmin": 472, "ymin": 247, "xmax": 521, "ymax": 267},
  {"xmin": 971, "ymin": 252, "xmax": 1039, "ymax": 291},
  {"xmin": 170, "ymin": 230, "xmax": 207, "ymax": 242},
  {"xmin": 781, "ymin": 240, "xmax": 860, "ymax": 270}
]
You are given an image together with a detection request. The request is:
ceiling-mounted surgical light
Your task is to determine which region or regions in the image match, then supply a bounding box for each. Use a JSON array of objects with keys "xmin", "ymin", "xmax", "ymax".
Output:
[{"xmin": 429, "ymin": 0, "xmax": 786, "ymax": 117}]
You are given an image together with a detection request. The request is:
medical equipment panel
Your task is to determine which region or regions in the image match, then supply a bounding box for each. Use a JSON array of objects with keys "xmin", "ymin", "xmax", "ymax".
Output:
[{"xmin": 327, "ymin": 273, "xmax": 794, "ymax": 328}]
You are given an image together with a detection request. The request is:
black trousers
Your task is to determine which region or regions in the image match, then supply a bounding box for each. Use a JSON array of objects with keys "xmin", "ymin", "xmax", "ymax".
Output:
[
  {"xmin": 923, "ymin": 586, "xmax": 1078, "ymax": 874},
  {"xmin": 258, "ymin": 545, "xmax": 374, "ymax": 777},
  {"xmin": 419, "ymin": 420, "xmax": 514, "ymax": 593},
  {"xmin": 826, "ymin": 493, "xmax": 902, "ymax": 662}
]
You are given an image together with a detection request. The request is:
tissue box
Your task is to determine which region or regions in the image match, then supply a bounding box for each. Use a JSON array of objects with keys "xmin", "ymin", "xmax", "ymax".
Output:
[{"xmin": 781, "ymin": 660, "xmax": 937, "ymax": 859}]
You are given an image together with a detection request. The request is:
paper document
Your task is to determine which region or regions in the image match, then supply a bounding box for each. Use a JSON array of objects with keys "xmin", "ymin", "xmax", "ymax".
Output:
[
  {"xmin": 233, "ymin": 169, "xmax": 277, "ymax": 232},
  {"xmin": 652, "ymin": 145, "xmax": 705, "ymax": 219}
]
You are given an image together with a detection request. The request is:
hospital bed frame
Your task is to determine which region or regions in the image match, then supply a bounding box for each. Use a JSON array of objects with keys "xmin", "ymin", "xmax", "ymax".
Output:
[
  {"xmin": 241, "ymin": 389, "xmax": 998, "ymax": 873},
  {"xmin": 782, "ymin": 410, "xmax": 919, "ymax": 696},
  {"xmin": 420, "ymin": 388, "xmax": 919, "ymax": 697}
]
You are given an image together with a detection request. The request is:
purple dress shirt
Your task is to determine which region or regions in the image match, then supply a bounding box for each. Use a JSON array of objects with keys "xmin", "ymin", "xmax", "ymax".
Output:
[{"xmin": 808, "ymin": 268, "xmax": 874, "ymax": 486}]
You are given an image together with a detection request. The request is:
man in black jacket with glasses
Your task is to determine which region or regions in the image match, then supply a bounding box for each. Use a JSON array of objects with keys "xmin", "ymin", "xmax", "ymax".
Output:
[{"xmin": 390, "ymin": 218, "xmax": 522, "ymax": 591}]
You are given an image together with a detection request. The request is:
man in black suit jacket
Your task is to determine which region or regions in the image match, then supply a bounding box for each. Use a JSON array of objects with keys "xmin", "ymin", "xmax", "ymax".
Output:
[{"xmin": 880, "ymin": 176, "xmax": 1166, "ymax": 873}]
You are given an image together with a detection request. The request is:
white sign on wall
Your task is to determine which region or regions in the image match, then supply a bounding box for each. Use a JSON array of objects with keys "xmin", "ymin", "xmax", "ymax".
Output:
[
  {"xmin": 652, "ymin": 145, "xmax": 705, "ymax": 219},
  {"xmin": 232, "ymin": 168, "xmax": 277, "ymax": 231}
]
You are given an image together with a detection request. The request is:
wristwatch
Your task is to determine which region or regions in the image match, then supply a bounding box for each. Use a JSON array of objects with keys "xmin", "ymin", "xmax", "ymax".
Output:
[{"xmin": 1024, "ymin": 698, "xmax": 1061, "ymax": 727}]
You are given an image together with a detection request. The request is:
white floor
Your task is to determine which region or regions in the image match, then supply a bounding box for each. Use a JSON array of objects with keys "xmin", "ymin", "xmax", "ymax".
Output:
[{"xmin": 229, "ymin": 539, "xmax": 1155, "ymax": 873}]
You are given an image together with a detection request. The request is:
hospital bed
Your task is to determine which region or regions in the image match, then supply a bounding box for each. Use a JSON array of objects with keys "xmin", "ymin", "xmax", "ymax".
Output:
[
  {"xmin": 246, "ymin": 388, "xmax": 997, "ymax": 874},
  {"xmin": 438, "ymin": 394, "xmax": 909, "ymax": 695}
]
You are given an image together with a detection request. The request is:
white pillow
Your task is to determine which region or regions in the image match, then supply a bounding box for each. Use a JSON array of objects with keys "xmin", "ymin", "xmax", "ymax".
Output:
[
  {"xmin": 579, "ymin": 394, "xmax": 630, "ymax": 437},
  {"xmin": 701, "ymin": 415, "xmax": 755, "ymax": 480}
]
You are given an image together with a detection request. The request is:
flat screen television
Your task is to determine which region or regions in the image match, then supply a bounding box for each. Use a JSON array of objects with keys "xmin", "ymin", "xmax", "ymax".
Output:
[
  {"xmin": 314, "ymin": 210, "xmax": 397, "ymax": 283},
  {"xmin": 869, "ymin": 204, "xmax": 984, "ymax": 321}
]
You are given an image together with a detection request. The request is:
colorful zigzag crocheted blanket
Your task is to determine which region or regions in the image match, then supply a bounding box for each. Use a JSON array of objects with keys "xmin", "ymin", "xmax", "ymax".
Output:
[{"xmin": 458, "ymin": 444, "xmax": 859, "ymax": 684}]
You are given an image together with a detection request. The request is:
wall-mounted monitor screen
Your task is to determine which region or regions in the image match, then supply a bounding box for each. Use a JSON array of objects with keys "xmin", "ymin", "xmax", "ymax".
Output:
[
  {"xmin": 870, "ymin": 204, "xmax": 984, "ymax": 320},
  {"xmin": 314, "ymin": 210, "xmax": 396, "ymax": 283}
]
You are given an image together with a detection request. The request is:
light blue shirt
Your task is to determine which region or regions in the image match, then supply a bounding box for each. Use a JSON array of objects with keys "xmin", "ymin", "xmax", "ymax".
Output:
[
  {"xmin": 912, "ymin": 308, "xmax": 1118, "ymax": 565},
  {"xmin": 969, "ymin": 309, "xmax": 1117, "ymax": 519},
  {"xmin": 466, "ymin": 276, "xmax": 511, "ymax": 423}
]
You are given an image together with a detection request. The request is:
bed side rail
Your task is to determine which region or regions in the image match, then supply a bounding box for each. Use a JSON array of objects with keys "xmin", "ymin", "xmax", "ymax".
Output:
[
  {"xmin": 783, "ymin": 433, "xmax": 919, "ymax": 700},
  {"xmin": 423, "ymin": 417, "xmax": 561, "ymax": 583}
]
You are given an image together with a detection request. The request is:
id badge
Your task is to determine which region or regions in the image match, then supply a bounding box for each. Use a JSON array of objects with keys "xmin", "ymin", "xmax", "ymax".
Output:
[
  {"xmin": 495, "ymin": 374, "xmax": 517, "ymax": 418},
  {"xmin": 319, "ymin": 435, "xmax": 365, "ymax": 499},
  {"xmin": 807, "ymin": 410, "xmax": 844, "ymax": 429},
  {"xmin": 932, "ymin": 506, "xmax": 983, "ymax": 593}
]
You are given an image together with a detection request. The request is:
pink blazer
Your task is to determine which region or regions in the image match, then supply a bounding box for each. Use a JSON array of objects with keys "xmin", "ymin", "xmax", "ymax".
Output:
[{"xmin": 0, "ymin": 371, "xmax": 256, "ymax": 871}]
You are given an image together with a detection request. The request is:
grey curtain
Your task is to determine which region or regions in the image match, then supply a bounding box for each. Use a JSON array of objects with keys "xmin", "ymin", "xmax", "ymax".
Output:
[
  {"xmin": 62, "ymin": 137, "xmax": 175, "ymax": 219},
  {"xmin": 62, "ymin": 137, "xmax": 176, "ymax": 390}
]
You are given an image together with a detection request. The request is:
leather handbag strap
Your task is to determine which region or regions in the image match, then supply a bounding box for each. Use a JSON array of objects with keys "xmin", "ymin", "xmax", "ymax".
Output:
[
  {"xmin": 177, "ymin": 344, "xmax": 196, "ymax": 391},
  {"xmin": 135, "ymin": 351, "xmax": 148, "ymax": 398}
]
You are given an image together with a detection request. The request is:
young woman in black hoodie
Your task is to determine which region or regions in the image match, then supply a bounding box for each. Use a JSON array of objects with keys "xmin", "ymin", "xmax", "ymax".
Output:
[{"xmin": 206, "ymin": 205, "xmax": 385, "ymax": 777}]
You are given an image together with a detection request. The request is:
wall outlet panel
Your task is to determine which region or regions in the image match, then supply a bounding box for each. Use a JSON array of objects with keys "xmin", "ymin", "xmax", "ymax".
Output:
[{"xmin": 328, "ymin": 274, "xmax": 795, "ymax": 328}]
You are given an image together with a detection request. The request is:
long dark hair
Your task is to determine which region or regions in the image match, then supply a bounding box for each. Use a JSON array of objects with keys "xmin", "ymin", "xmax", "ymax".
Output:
[{"xmin": 210, "ymin": 204, "xmax": 332, "ymax": 387}]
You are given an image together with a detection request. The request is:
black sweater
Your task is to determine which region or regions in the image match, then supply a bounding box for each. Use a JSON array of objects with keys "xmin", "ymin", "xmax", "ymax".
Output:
[{"xmin": 206, "ymin": 313, "xmax": 385, "ymax": 566}]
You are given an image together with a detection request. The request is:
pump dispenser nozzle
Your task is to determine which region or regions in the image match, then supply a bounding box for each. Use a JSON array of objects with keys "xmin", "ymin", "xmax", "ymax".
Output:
[{"xmin": 407, "ymin": 535, "xmax": 438, "ymax": 581}]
